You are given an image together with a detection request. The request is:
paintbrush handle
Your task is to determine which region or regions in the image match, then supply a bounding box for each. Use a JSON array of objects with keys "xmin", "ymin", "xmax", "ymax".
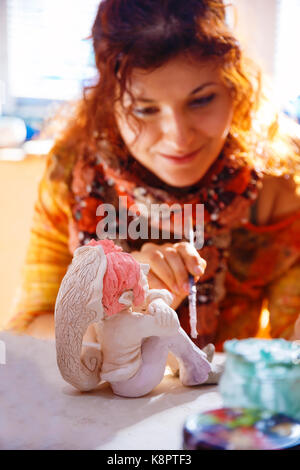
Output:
[{"xmin": 188, "ymin": 273, "xmax": 198, "ymax": 338}]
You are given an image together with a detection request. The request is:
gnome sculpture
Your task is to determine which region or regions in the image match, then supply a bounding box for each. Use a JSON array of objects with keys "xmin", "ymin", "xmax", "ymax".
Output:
[{"xmin": 55, "ymin": 239, "xmax": 222, "ymax": 397}]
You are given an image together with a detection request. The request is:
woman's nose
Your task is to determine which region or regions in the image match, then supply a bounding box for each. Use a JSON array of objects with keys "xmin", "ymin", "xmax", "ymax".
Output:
[{"xmin": 161, "ymin": 111, "xmax": 196, "ymax": 149}]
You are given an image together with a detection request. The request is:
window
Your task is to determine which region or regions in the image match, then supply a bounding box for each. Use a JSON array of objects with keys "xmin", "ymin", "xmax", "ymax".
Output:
[
  {"xmin": 275, "ymin": 0, "xmax": 300, "ymax": 120},
  {"xmin": 3, "ymin": 0, "xmax": 300, "ymax": 121},
  {"xmin": 6, "ymin": 0, "xmax": 100, "ymax": 103},
  {"xmin": 227, "ymin": 0, "xmax": 300, "ymax": 120}
]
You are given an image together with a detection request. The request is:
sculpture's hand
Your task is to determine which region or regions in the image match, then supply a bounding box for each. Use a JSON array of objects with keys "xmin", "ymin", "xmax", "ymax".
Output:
[{"xmin": 148, "ymin": 299, "xmax": 180, "ymax": 329}]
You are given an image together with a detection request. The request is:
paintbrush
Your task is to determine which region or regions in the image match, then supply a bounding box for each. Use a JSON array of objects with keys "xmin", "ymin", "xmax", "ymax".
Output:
[{"xmin": 188, "ymin": 215, "xmax": 198, "ymax": 338}]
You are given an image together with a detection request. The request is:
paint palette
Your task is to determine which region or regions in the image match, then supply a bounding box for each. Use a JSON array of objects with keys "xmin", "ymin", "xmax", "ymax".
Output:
[{"xmin": 183, "ymin": 408, "xmax": 300, "ymax": 450}]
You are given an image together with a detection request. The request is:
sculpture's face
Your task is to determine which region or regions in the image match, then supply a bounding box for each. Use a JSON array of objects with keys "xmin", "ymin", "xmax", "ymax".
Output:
[
  {"xmin": 118, "ymin": 290, "xmax": 134, "ymax": 308},
  {"xmin": 118, "ymin": 263, "xmax": 150, "ymax": 309},
  {"xmin": 114, "ymin": 55, "xmax": 234, "ymax": 187}
]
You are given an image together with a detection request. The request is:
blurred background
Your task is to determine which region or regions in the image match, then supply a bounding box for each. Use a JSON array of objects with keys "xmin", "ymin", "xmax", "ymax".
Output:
[{"xmin": 0, "ymin": 0, "xmax": 300, "ymax": 329}]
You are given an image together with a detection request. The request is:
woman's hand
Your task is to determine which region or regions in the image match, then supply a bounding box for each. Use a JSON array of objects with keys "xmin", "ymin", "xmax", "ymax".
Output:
[{"xmin": 131, "ymin": 242, "xmax": 206, "ymax": 310}]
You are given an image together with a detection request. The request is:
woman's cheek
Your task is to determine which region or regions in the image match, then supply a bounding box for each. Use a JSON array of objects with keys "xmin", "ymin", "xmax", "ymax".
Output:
[
  {"xmin": 121, "ymin": 122, "xmax": 138, "ymax": 148},
  {"xmin": 200, "ymin": 103, "xmax": 233, "ymax": 140},
  {"xmin": 133, "ymin": 125, "xmax": 159, "ymax": 156},
  {"xmin": 115, "ymin": 112, "xmax": 140, "ymax": 149},
  {"xmin": 196, "ymin": 111, "xmax": 222, "ymax": 139}
]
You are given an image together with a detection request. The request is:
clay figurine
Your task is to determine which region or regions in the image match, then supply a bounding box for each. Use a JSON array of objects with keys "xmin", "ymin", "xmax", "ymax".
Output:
[{"xmin": 55, "ymin": 239, "xmax": 223, "ymax": 397}]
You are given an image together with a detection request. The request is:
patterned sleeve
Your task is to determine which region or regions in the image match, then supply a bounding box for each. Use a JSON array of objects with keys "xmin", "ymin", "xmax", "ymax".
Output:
[
  {"xmin": 246, "ymin": 210, "xmax": 300, "ymax": 340},
  {"xmin": 267, "ymin": 261, "xmax": 300, "ymax": 339},
  {"xmin": 215, "ymin": 209, "xmax": 300, "ymax": 349},
  {"xmin": 5, "ymin": 151, "xmax": 73, "ymax": 333}
]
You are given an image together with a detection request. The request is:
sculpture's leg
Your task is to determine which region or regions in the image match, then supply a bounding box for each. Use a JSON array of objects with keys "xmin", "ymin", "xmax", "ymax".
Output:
[
  {"xmin": 110, "ymin": 328, "xmax": 223, "ymax": 398},
  {"xmin": 166, "ymin": 341, "xmax": 223, "ymax": 384},
  {"xmin": 166, "ymin": 327, "xmax": 213, "ymax": 386},
  {"xmin": 110, "ymin": 336, "xmax": 169, "ymax": 398}
]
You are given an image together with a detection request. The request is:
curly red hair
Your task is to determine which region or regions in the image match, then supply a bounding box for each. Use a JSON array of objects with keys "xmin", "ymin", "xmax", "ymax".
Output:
[{"xmin": 48, "ymin": 0, "xmax": 299, "ymax": 185}]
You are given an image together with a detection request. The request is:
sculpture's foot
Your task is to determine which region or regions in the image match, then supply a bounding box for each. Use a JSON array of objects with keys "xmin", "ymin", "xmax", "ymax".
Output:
[
  {"xmin": 166, "ymin": 327, "xmax": 212, "ymax": 386},
  {"xmin": 167, "ymin": 331, "xmax": 224, "ymax": 386},
  {"xmin": 203, "ymin": 343, "xmax": 215, "ymax": 363},
  {"xmin": 202, "ymin": 344, "xmax": 226, "ymax": 384},
  {"xmin": 167, "ymin": 343, "xmax": 215, "ymax": 378},
  {"xmin": 203, "ymin": 360, "xmax": 225, "ymax": 384},
  {"xmin": 178, "ymin": 356, "xmax": 211, "ymax": 386},
  {"xmin": 176, "ymin": 341, "xmax": 211, "ymax": 386}
]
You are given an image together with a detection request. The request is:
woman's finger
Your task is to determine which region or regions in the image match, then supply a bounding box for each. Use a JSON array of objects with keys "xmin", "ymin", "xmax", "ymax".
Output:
[
  {"xmin": 148, "ymin": 270, "xmax": 186, "ymax": 311},
  {"xmin": 147, "ymin": 270, "xmax": 169, "ymax": 291},
  {"xmin": 141, "ymin": 244, "xmax": 180, "ymax": 295},
  {"xmin": 175, "ymin": 241, "xmax": 207, "ymax": 277},
  {"xmin": 162, "ymin": 245, "xmax": 190, "ymax": 294}
]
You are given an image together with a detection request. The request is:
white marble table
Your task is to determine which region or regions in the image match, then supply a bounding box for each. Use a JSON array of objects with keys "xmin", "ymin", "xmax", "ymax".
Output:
[{"xmin": 0, "ymin": 331, "xmax": 224, "ymax": 450}]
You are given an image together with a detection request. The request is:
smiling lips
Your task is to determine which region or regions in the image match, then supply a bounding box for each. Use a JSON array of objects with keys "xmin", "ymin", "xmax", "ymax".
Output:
[{"xmin": 159, "ymin": 147, "xmax": 202, "ymax": 164}]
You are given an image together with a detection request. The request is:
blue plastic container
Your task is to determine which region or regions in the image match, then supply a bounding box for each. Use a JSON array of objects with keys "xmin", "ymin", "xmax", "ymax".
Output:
[{"xmin": 219, "ymin": 338, "xmax": 300, "ymax": 419}]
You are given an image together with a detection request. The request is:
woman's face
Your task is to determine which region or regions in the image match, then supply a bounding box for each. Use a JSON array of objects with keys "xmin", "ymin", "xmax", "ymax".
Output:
[{"xmin": 114, "ymin": 55, "xmax": 234, "ymax": 187}]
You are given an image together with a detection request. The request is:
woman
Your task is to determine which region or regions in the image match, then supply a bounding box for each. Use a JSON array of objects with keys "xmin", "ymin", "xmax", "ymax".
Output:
[{"xmin": 7, "ymin": 0, "xmax": 300, "ymax": 350}]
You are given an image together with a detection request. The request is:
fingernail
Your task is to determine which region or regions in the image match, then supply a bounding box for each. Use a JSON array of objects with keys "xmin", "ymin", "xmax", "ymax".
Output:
[
  {"xmin": 195, "ymin": 263, "xmax": 206, "ymax": 275},
  {"xmin": 194, "ymin": 266, "xmax": 203, "ymax": 275}
]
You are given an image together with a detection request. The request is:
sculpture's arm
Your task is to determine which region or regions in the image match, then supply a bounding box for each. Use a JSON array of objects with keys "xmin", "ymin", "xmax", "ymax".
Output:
[{"xmin": 134, "ymin": 304, "xmax": 180, "ymax": 339}]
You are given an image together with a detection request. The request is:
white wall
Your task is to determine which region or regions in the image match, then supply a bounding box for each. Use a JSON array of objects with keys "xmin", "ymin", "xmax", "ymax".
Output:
[
  {"xmin": 229, "ymin": 0, "xmax": 278, "ymax": 80},
  {"xmin": 0, "ymin": 0, "xmax": 9, "ymax": 113},
  {"xmin": 0, "ymin": 155, "xmax": 45, "ymax": 328}
]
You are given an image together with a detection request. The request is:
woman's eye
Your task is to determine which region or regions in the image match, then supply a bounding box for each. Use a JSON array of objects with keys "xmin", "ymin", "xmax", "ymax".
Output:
[
  {"xmin": 133, "ymin": 106, "xmax": 159, "ymax": 117},
  {"xmin": 190, "ymin": 93, "xmax": 216, "ymax": 108}
]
